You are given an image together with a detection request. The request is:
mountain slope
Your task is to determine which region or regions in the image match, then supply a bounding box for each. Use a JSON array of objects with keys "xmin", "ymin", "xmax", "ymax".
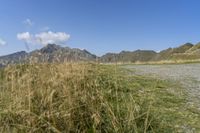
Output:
[
  {"xmin": 101, "ymin": 50, "xmax": 157, "ymax": 62},
  {"xmin": 100, "ymin": 42, "xmax": 200, "ymax": 62},
  {"xmin": 2, "ymin": 42, "xmax": 200, "ymax": 65},
  {"xmin": 29, "ymin": 44, "xmax": 97, "ymax": 63},
  {"xmin": 186, "ymin": 42, "xmax": 200, "ymax": 54},
  {"xmin": 0, "ymin": 51, "xmax": 28, "ymax": 67},
  {"xmin": 0, "ymin": 44, "xmax": 97, "ymax": 66},
  {"xmin": 154, "ymin": 43, "xmax": 194, "ymax": 60}
]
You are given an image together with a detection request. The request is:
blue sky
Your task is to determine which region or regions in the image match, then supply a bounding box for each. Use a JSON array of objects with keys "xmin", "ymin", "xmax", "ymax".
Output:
[{"xmin": 1, "ymin": 0, "xmax": 200, "ymax": 56}]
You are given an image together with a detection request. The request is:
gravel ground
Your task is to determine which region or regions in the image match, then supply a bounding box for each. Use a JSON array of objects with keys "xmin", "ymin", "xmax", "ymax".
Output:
[{"xmin": 124, "ymin": 63, "xmax": 200, "ymax": 108}]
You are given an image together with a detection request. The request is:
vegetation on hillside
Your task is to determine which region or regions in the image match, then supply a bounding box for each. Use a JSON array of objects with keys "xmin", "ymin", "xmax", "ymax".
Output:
[
  {"xmin": 100, "ymin": 42, "xmax": 200, "ymax": 63},
  {"xmin": 2, "ymin": 42, "xmax": 200, "ymax": 66},
  {"xmin": 0, "ymin": 63, "xmax": 200, "ymax": 132}
]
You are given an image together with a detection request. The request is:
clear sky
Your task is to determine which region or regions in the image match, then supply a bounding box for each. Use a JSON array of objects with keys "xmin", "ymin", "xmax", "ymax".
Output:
[{"xmin": 1, "ymin": 0, "xmax": 200, "ymax": 56}]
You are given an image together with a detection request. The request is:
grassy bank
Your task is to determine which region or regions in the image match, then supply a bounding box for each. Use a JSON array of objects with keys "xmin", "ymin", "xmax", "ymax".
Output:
[
  {"xmin": 103, "ymin": 59, "xmax": 200, "ymax": 65},
  {"xmin": 0, "ymin": 63, "xmax": 199, "ymax": 132}
]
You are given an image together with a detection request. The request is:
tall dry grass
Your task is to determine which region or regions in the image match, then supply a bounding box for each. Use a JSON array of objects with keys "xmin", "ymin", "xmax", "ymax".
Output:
[
  {"xmin": 0, "ymin": 63, "xmax": 150, "ymax": 132},
  {"xmin": 0, "ymin": 63, "xmax": 199, "ymax": 132}
]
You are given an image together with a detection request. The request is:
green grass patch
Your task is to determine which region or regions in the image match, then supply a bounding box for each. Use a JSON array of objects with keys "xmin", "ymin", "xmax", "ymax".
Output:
[{"xmin": 0, "ymin": 63, "xmax": 199, "ymax": 132}]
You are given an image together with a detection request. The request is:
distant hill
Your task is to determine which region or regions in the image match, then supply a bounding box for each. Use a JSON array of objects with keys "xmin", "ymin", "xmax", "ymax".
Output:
[
  {"xmin": 0, "ymin": 51, "xmax": 28, "ymax": 66},
  {"xmin": 2, "ymin": 42, "xmax": 200, "ymax": 66},
  {"xmin": 28, "ymin": 44, "xmax": 97, "ymax": 63},
  {"xmin": 186, "ymin": 42, "xmax": 200, "ymax": 54},
  {"xmin": 101, "ymin": 42, "xmax": 200, "ymax": 63},
  {"xmin": 0, "ymin": 44, "xmax": 97, "ymax": 66},
  {"xmin": 154, "ymin": 43, "xmax": 194, "ymax": 60},
  {"xmin": 100, "ymin": 50, "xmax": 157, "ymax": 62}
]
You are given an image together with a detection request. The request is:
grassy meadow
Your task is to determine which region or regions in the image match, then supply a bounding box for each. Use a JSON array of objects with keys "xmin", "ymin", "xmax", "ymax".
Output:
[{"xmin": 0, "ymin": 63, "xmax": 200, "ymax": 132}]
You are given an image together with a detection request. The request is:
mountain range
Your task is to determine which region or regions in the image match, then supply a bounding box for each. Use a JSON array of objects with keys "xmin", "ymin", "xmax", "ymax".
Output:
[
  {"xmin": 100, "ymin": 42, "xmax": 200, "ymax": 62},
  {"xmin": 0, "ymin": 44, "xmax": 96, "ymax": 67},
  {"xmin": 1, "ymin": 42, "xmax": 200, "ymax": 66}
]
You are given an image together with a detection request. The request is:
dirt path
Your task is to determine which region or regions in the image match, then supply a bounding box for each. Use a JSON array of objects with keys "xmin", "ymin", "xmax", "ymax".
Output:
[{"xmin": 124, "ymin": 63, "xmax": 200, "ymax": 108}]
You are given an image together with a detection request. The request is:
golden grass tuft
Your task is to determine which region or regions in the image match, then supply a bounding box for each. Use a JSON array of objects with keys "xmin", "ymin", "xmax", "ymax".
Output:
[{"xmin": 0, "ymin": 63, "xmax": 199, "ymax": 132}]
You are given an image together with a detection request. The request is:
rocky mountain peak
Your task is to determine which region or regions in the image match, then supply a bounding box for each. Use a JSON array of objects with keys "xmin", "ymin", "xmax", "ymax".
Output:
[{"xmin": 40, "ymin": 44, "xmax": 61, "ymax": 54}]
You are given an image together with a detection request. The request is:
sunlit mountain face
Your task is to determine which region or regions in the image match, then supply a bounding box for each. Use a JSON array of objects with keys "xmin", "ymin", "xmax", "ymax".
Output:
[{"xmin": 1, "ymin": 42, "xmax": 200, "ymax": 66}]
